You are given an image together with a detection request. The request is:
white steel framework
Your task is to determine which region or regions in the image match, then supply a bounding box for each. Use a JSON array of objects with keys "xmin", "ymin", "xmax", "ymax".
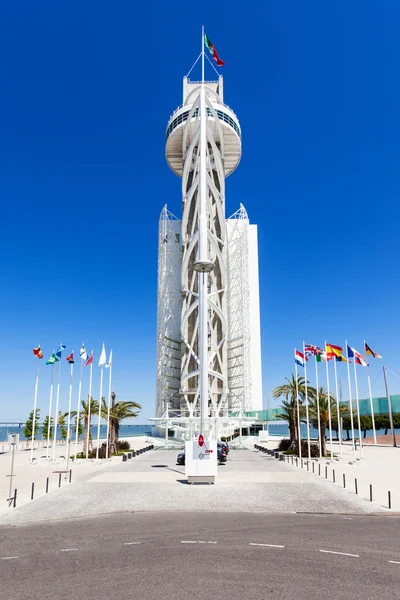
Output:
[{"xmin": 226, "ymin": 204, "xmax": 252, "ymax": 413}]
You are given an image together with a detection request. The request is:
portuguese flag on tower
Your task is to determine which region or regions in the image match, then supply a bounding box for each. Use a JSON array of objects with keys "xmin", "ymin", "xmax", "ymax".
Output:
[{"xmin": 204, "ymin": 33, "xmax": 225, "ymax": 66}]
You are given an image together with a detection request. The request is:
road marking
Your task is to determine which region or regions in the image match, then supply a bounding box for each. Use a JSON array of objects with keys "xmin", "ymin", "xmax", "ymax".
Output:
[
  {"xmin": 59, "ymin": 548, "xmax": 78, "ymax": 552},
  {"xmin": 181, "ymin": 541, "xmax": 217, "ymax": 544},
  {"xmin": 249, "ymin": 543, "xmax": 285, "ymax": 548},
  {"xmin": 389, "ymin": 560, "xmax": 400, "ymax": 565},
  {"xmin": 123, "ymin": 542, "xmax": 142, "ymax": 545},
  {"xmin": 1, "ymin": 556, "xmax": 19, "ymax": 560},
  {"xmin": 319, "ymin": 550, "xmax": 359, "ymax": 558}
]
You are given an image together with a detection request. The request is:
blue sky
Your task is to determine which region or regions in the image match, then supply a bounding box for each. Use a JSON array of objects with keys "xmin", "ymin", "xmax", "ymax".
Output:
[{"xmin": 1, "ymin": 1, "xmax": 399, "ymax": 422}]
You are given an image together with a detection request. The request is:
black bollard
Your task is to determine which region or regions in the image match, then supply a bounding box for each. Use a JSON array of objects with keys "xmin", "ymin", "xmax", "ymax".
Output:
[
  {"xmin": 31, "ymin": 482, "xmax": 35, "ymax": 500},
  {"xmin": 388, "ymin": 491, "xmax": 391, "ymax": 509},
  {"xmin": 370, "ymin": 484, "xmax": 373, "ymax": 502},
  {"xmin": 46, "ymin": 477, "xmax": 49, "ymax": 493},
  {"xmin": 69, "ymin": 470, "xmax": 72, "ymax": 483},
  {"xmin": 343, "ymin": 473, "xmax": 346, "ymax": 488},
  {"xmin": 13, "ymin": 489, "xmax": 17, "ymax": 508},
  {"xmin": 58, "ymin": 473, "xmax": 62, "ymax": 488}
]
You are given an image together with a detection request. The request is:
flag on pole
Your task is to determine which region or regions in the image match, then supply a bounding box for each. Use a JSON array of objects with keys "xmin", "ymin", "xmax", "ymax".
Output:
[
  {"xmin": 326, "ymin": 343, "xmax": 343, "ymax": 358},
  {"xmin": 316, "ymin": 351, "xmax": 333, "ymax": 362},
  {"xmin": 105, "ymin": 350, "xmax": 113, "ymax": 368},
  {"xmin": 80, "ymin": 343, "xmax": 88, "ymax": 361},
  {"xmin": 335, "ymin": 354, "xmax": 351, "ymax": 363},
  {"xmin": 46, "ymin": 352, "xmax": 59, "ymax": 365},
  {"xmin": 304, "ymin": 344, "xmax": 324, "ymax": 357},
  {"xmin": 84, "ymin": 351, "xmax": 93, "ymax": 367},
  {"xmin": 364, "ymin": 342, "xmax": 382, "ymax": 358},
  {"xmin": 56, "ymin": 343, "xmax": 66, "ymax": 358},
  {"xmin": 66, "ymin": 352, "xmax": 74, "ymax": 364},
  {"xmin": 204, "ymin": 33, "xmax": 225, "ymax": 66},
  {"xmin": 32, "ymin": 345, "xmax": 43, "ymax": 359},
  {"xmin": 347, "ymin": 345, "xmax": 368, "ymax": 366},
  {"xmin": 295, "ymin": 349, "xmax": 307, "ymax": 367},
  {"xmin": 98, "ymin": 343, "xmax": 106, "ymax": 367}
]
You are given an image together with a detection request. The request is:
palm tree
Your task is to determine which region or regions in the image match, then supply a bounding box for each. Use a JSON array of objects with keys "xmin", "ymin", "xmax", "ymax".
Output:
[
  {"xmin": 308, "ymin": 387, "xmax": 337, "ymax": 456},
  {"xmin": 101, "ymin": 392, "xmax": 141, "ymax": 455},
  {"xmin": 80, "ymin": 396, "xmax": 99, "ymax": 453},
  {"xmin": 273, "ymin": 375, "xmax": 316, "ymax": 449}
]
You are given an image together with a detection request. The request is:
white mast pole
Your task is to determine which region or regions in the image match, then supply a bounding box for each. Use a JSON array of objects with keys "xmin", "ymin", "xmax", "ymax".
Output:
[
  {"xmin": 303, "ymin": 342, "xmax": 311, "ymax": 460},
  {"xmin": 105, "ymin": 352, "xmax": 113, "ymax": 460},
  {"xmin": 325, "ymin": 342, "xmax": 333, "ymax": 458},
  {"xmin": 74, "ymin": 357, "xmax": 83, "ymax": 461},
  {"xmin": 365, "ymin": 340, "xmax": 377, "ymax": 444},
  {"xmin": 352, "ymin": 348, "xmax": 363, "ymax": 458},
  {"xmin": 96, "ymin": 367, "xmax": 104, "ymax": 460},
  {"xmin": 52, "ymin": 354, "xmax": 62, "ymax": 462},
  {"xmin": 202, "ymin": 25, "xmax": 205, "ymax": 83},
  {"xmin": 315, "ymin": 355, "xmax": 322, "ymax": 458},
  {"xmin": 46, "ymin": 363, "xmax": 55, "ymax": 459},
  {"xmin": 333, "ymin": 357, "xmax": 343, "ymax": 457},
  {"xmin": 86, "ymin": 356, "xmax": 93, "ymax": 459},
  {"xmin": 295, "ymin": 352, "xmax": 301, "ymax": 459},
  {"xmin": 30, "ymin": 356, "xmax": 40, "ymax": 462},
  {"xmin": 65, "ymin": 357, "xmax": 74, "ymax": 477},
  {"xmin": 345, "ymin": 340, "xmax": 356, "ymax": 461}
]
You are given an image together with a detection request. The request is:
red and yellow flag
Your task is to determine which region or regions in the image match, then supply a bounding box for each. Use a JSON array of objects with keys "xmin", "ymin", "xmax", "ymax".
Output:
[{"xmin": 32, "ymin": 345, "xmax": 43, "ymax": 359}]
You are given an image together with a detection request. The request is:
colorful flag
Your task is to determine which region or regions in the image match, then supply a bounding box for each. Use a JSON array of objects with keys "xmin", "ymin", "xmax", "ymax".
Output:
[
  {"xmin": 295, "ymin": 349, "xmax": 307, "ymax": 367},
  {"xmin": 56, "ymin": 343, "xmax": 66, "ymax": 358},
  {"xmin": 66, "ymin": 352, "xmax": 74, "ymax": 364},
  {"xmin": 204, "ymin": 33, "xmax": 225, "ymax": 66},
  {"xmin": 105, "ymin": 350, "xmax": 113, "ymax": 368},
  {"xmin": 84, "ymin": 351, "xmax": 93, "ymax": 367},
  {"xmin": 80, "ymin": 343, "xmax": 88, "ymax": 361},
  {"xmin": 46, "ymin": 352, "xmax": 59, "ymax": 365},
  {"xmin": 335, "ymin": 354, "xmax": 351, "ymax": 363},
  {"xmin": 326, "ymin": 343, "xmax": 343, "ymax": 358},
  {"xmin": 316, "ymin": 351, "xmax": 333, "ymax": 363},
  {"xmin": 32, "ymin": 345, "xmax": 43, "ymax": 359},
  {"xmin": 348, "ymin": 345, "xmax": 368, "ymax": 367},
  {"xmin": 98, "ymin": 343, "xmax": 106, "ymax": 367},
  {"xmin": 305, "ymin": 344, "xmax": 324, "ymax": 357},
  {"xmin": 364, "ymin": 342, "xmax": 382, "ymax": 359}
]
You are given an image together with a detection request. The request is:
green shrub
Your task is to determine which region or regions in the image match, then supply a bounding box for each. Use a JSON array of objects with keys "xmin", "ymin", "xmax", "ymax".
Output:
[
  {"xmin": 278, "ymin": 438, "xmax": 292, "ymax": 451},
  {"xmin": 116, "ymin": 440, "xmax": 131, "ymax": 451},
  {"xmin": 293, "ymin": 440, "xmax": 319, "ymax": 458}
]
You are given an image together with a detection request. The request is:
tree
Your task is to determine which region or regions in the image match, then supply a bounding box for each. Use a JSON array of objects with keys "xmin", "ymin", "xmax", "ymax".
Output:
[
  {"xmin": 41, "ymin": 415, "xmax": 53, "ymax": 441},
  {"xmin": 23, "ymin": 409, "xmax": 40, "ymax": 444},
  {"xmin": 308, "ymin": 388, "xmax": 338, "ymax": 456},
  {"xmin": 58, "ymin": 412, "xmax": 67, "ymax": 440},
  {"xmin": 101, "ymin": 392, "xmax": 141, "ymax": 455},
  {"xmin": 273, "ymin": 375, "xmax": 316, "ymax": 450},
  {"xmin": 80, "ymin": 396, "xmax": 99, "ymax": 453}
]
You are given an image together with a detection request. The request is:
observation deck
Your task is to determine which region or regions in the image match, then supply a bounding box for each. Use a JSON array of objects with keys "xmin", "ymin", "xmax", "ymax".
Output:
[{"xmin": 165, "ymin": 76, "xmax": 242, "ymax": 178}]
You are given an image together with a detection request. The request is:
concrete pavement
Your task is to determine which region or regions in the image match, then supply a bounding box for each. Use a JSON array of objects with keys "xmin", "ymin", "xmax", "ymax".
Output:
[
  {"xmin": 0, "ymin": 512, "xmax": 399, "ymax": 600},
  {"xmin": 0, "ymin": 447, "xmax": 386, "ymax": 524}
]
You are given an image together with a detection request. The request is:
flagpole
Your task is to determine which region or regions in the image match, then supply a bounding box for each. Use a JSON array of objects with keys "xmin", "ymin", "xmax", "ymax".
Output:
[
  {"xmin": 345, "ymin": 340, "xmax": 356, "ymax": 461},
  {"xmin": 96, "ymin": 367, "xmax": 104, "ymax": 460},
  {"xmin": 383, "ymin": 366, "xmax": 397, "ymax": 448},
  {"xmin": 333, "ymin": 357, "xmax": 343, "ymax": 457},
  {"xmin": 295, "ymin": 352, "xmax": 302, "ymax": 459},
  {"xmin": 324, "ymin": 342, "xmax": 333, "ymax": 459},
  {"xmin": 65, "ymin": 358, "xmax": 74, "ymax": 478},
  {"xmin": 201, "ymin": 25, "xmax": 205, "ymax": 83},
  {"xmin": 30, "ymin": 356, "xmax": 40, "ymax": 462},
  {"xmin": 52, "ymin": 357, "xmax": 62, "ymax": 462},
  {"xmin": 303, "ymin": 342, "xmax": 311, "ymax": 460},
  {"xmin": 46, "ymin": 363, "xmax": 55, "ymax": 459},
  {"xmin": 352, "ymin": 349, "xmax": 363, "ymax": 458},
  {"xmin": 315, "ymin": 355, "xmax": 322, "ymax": 458},
  {"xmin": 86, "ymin": 357, "xmax": 93, "ymax": 459},
  {"xmin": 105, "ymin": 353, "xmax": 113, "ymax": 460},
  {"xmin": 364, "ymin": 340, "xmax": 377, "ymax": 444},
  {"xmin": 74, "ymin": 358, "xmax": 83, "ymax": 461}
]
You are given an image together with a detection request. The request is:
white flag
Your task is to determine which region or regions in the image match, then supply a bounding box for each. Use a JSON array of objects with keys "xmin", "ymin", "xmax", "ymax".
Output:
[
  {"xmin": 105, "ymin": 350, "xmax": 113, "ymax": 368},
  {"xmin": 80, "ymin": 343, "xmax": 88, "ymax": 361},
  {"xmin": 98, "ymin": 343, "xmax": 106, "ymax": 367}
]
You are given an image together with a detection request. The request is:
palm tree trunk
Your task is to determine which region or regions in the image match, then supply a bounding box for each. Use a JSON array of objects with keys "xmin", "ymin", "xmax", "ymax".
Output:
[{"xmin": 321, "ymin": 424, "xmax": 327, "ymax": 457}]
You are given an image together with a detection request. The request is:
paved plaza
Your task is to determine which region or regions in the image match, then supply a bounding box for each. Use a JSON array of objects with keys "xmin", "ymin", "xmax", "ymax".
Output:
[{"xmin": 0, "ymin": 444, "xmax": 387, "ymax": 524}]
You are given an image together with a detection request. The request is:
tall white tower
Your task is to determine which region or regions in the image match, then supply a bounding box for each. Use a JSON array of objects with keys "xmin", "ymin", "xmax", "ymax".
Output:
[{"xmin": 156, "ymin": 52, "xmax": 262, "ymax": 425}]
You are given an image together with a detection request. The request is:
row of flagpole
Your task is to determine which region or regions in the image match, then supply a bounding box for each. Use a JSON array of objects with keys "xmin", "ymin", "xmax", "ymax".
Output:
[
  {"xmin": 294, "ymin": 341, "xmax": 384, "ymax": 461},
  {"xmin": 31, "ymin": 342, "xmax": 113, "ymax": 463}
]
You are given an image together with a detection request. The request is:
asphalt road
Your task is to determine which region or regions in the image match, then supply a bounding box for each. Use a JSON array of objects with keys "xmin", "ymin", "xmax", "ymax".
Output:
[{"xmin": 1, "ymin": 512, "xmax": 399, "ymax": 600}]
